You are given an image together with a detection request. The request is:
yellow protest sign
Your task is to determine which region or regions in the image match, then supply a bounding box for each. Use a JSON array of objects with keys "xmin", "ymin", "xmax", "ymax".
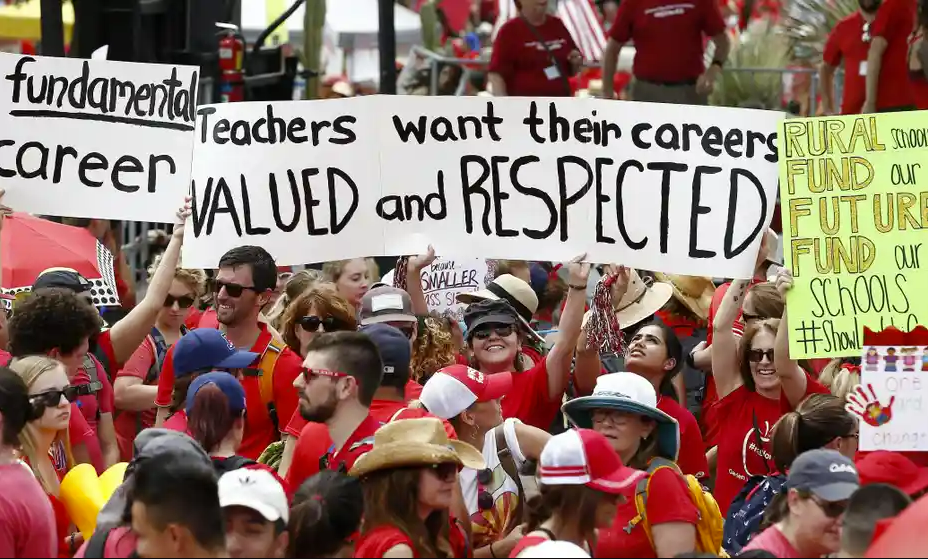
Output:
[{"xmin": 778, "ymin": 114, "xmax": 928, "ymax": 359}]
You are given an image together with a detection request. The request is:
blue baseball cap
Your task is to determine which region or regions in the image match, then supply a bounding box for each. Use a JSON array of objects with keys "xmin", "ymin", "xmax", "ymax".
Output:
[
  {"xmin": 360, "ymin": 323, "xmax": 410, "ymax": 378},
  {"xmin": 173, "ymin": 329, "xmax": 258, "ymax": 378},
  {"xmin": 185, "ymin": 372, "xmax": 247, "ymax": 415}
]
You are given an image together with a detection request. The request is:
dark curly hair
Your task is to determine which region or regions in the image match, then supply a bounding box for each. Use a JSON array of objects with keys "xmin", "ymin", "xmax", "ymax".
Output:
[{"xmin": 9, "ymin": 288, "xmax": 102, "ymax": 357}]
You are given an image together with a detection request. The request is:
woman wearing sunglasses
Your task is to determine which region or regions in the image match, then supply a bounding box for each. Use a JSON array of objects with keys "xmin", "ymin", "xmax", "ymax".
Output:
[
  {"xmin": 10, "ymin": 356, "xmax": 81, "ymax": 557},
  {"xmin": 743, "ymin": 449, "xmax": 859, "ymax": 557},
  {"xmin": 113, "ymin": 264, "xmax": 205, "ymax": 461}
]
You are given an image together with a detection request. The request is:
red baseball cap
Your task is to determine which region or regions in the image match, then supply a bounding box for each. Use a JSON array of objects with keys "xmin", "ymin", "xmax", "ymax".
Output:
[
  {"xmin": 538, "ymin": 429, "xmax": 646, "ymax": 495},
  {"xmin": 857, "ymin": 451, "xmax": 928, "ymax": 496},
  {"xmin": 418, "ymin": 365, "xmax": 512, "ymax": 420}
]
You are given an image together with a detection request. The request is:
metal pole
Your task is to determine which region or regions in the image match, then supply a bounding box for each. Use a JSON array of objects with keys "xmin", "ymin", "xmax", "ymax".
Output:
[
  {"xmin": 378, "ymin": 0, "xmax": 397, "ymax": 94},
  {"xmin": 40, "ymin": 0, "xmax": 66, "ymax": 56}
]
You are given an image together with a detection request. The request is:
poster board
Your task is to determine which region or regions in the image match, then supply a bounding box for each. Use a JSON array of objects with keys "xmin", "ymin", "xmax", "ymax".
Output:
[
  {"xmin": 0, "ymin": 53, "xmax": 199, "ymax": 222},
  {"xmin": 381, "ymin": 257, "xmax": 492, "ymax": 319},
  {"xmin": 779, "ymin": 114, "xmax": 928, "ymax": 358}
]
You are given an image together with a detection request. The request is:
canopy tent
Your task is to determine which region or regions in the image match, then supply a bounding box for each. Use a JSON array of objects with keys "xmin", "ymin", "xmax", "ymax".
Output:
[
  {"xmin": 0, "ymin": 0, "xmax": 73, "ymax": 42},
  {"xmin": 493, "ymin": 0, "xmax": 607, "ymax": 61}
]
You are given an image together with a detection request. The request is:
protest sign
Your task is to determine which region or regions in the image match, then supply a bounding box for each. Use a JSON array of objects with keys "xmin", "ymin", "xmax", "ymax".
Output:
[
  {"xmin": 854, "ymin": 327, "xmax": 928, "ymax": 452},
  {"xmin": 0, "ymin": 53, "xmax": 199, "ymax": 222},
  {"xmin": 381, "ymin": 257, "xmax": 492, "ymax": 319},
  {"xmin": 183, "ymin": 95, "xmax": 781, "ymax": 277},
  {"xmin": 779, "ymin": 114, "xmax": 928, "ymax": 358}
]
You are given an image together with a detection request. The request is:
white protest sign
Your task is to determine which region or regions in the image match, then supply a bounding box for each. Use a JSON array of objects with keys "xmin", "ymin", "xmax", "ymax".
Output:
[
  {"xmin": 381, "ymin": 257, "xmax": 491, "ymax": 319},
  {"xmin": 0, "ymin": 53, "xmax": 199, "ymax": 222},
  {"xmin": 856, "ymin": 344, "xmax": 928, "ymax": 451},
  {"xmin": 183, "ymin": 96, "xmax": 781, "ymax": 277}
]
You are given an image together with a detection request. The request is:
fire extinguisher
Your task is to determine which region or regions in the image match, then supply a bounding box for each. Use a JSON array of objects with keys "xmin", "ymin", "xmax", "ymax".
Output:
[{"xmin": 216, "ymin": 23, "xmax": 245, "ymax": 103}]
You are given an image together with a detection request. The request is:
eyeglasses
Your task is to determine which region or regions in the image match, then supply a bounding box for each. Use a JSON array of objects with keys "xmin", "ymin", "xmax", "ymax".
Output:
[
  {"xmin": 164, "ymin": 294, "xmax": 196, "ymax": 309},
  {"xmin": 214, "ymin": 280, "xmax": 260, "ymax": 298},
  {"xmin": 298, "ymin": 315, "xmax": 348, "ymax": 333},
  {"xmin": 429, "ymin": 462, "xmax": 459, "ymax": 483},
  {"xmin": 302, "ymin": 368, "xmax": 350, "ymax": 382},
  {"xmin": 592, "ymin": 409, "xmax": 633, "ymax": 426},
  {"xmin": 472, "ymin": 325, "xmax": 516, "ymax": 340},
  {"xmin": 477, "ymin": 468, "xmax": 494, "ymax": 511},
  {"xmin": 811, "ymin": 494, "xmax": 849, "ymax": 518},
  {"xmin": 748, "ymin": 348, "xmax": 775, "ymax": 362},
  {"xmin": 30, "ymin": 386, "xmax": 82, "ymax": 408}
]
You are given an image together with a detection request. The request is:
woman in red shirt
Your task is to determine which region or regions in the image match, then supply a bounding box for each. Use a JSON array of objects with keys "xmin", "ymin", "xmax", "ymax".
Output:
[
  {"xmin": 12, "ymin": 356, "xmax": 81, "ymax": 557},
  {"xmin": 563, "ymin": 372, "xmax": 699, "ymax": 558},
  {"xmin": 488, "ymin": 0, "xmax": 583, "ymax": 97},
  {"xmin": 113, "ymin": 265, "xmax": 204, "ymax": 460},
  {"xmin": 350, "ymin": 417, "xmax": 485, "ymax": 558}
]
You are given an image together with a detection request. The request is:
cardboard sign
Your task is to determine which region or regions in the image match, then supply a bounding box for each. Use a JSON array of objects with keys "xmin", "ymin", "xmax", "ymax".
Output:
[
  {"xmin": 183, "ymin": 96, "xmax": 781, "ymax": 275},
  {"xmin": 779, "ymin": 115, "xmax": 928, "ymax": 358},
  {"xmin": 0, "ymin": 53, "xmax": 199, "ymax": 222},
  {"xmin": 381, "ymin": 257, "xmax": 491, "ymax": 319}
]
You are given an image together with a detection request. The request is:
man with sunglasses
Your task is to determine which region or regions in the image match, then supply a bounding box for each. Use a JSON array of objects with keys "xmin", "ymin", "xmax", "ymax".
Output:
[{"xmin": 154, "ymin": 246, "xmax": 303, "ymax": 460}]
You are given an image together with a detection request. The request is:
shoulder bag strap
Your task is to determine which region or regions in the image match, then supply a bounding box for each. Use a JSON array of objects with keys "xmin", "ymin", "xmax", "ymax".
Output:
[
  {"xmin": 520, "ymin": 16, "xmax": 574, "ymax": 96},
  {"xmin": 495, "ymin": 424, "xmax": 528, "ymax": 528}
]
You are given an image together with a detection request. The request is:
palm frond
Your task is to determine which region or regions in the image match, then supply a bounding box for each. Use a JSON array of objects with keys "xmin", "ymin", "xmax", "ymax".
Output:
[
  {"xmin": 710, "ymin": 19, "xmax": 792, "ymax": 109},
  {"xmin": 780, "ymin": 0, "xmax": 859, "ymax": 64}
]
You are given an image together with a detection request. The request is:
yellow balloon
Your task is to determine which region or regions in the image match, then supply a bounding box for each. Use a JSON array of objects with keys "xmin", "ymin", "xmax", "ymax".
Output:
[{"xmin": 60, "ymin": 463, "xmax": 128, "ymax": 539}]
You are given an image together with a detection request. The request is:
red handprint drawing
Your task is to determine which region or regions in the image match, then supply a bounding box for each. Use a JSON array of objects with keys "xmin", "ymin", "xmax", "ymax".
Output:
[{"xmin": 846, "ymin": 384, "xmax": 895, "ymax": 427}]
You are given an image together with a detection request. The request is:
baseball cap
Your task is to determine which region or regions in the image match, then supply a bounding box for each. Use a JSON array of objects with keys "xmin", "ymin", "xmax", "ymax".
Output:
[
  {"xmin": 518, "ymin": 541, "xmax": 591, "ymax": 558},
  {"xmin": 32, "ymin": 268, "xmax": 93, "ymax": 293},
  {"xmin": 463, "ymin": 299, "xmax": 519, "ymax": 336},
  {"xmin": 857, "ymin": 451, "xmax": 928, "ymax": 496},
  {"xmin": 360, "ymin": 324, "xmax": 411, "ymax": 377},
  {"xmin": 788, "ymin": 449, "xmax": 860, "ymax": 502},
  {"xmin": 219, "ymin": 468, "xmax": 289, "ymax": 523},
  {"xmin": 419, "ymin": 365, "xmax": 513, "ymax": 419},
  {"xmin": 538, "ymin": 429, "xmax": 646, "ymax": 495},
  {"xmin": 172, "ymin": 329, "xmax": 258, "ymax": 378},
  {"xmin": 185, "ymin": 372, "xmax": 247, "ymax": 415},
  {"xmin": 359, "ymin": 286, "xmax": 416, "ymax": 325}
]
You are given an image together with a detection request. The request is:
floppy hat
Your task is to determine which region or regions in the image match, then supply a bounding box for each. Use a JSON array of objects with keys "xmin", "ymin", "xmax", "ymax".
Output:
[
  {"xmin": 653, "ymin": 273, "xmax": 715, "ymax": 321},
  {"xmin": 856, "ymin": 451, "xmax": 928, "ymax": 496},
  {"xmin": 457, "ymin": 274, "xmax": 542, "ymax": 341},
  {"xmin": 419, "ymin": 364, "xmax": 513, "ymax": 420},
  {"xmin": 463, "ymin": 299, "xmax": 519, "ymax": 335},
  {"xmin": 789, "ymin": 449, "xmax": 860, "ymax": 502},
  {"xmin": 349, "ymin": 417, "xmax": 486, "ymax": 478},
  {"xmin": 219, "ymin": 468, "xmax": 289, "ymax": 523},
  {"xmin": 359, "ymin": 286, "xmax": 417, "ymax": 325},
  {"xmin": 562, "ymin": 373, "xmax": 680, "ymax": 461},
  {"xmin": 612, "ymin": 270, "xmax": 673, "ymax": 330},
  {"xmin": 173, "ymin": 329, "xmax": 258, "ymax": 378},
  {"xmin": 538, "ymin": 428, "xmax": 646, "ymax": 495}
]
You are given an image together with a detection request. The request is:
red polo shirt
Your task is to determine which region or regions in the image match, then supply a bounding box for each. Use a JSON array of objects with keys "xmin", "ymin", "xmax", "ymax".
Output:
[
  {"xmin": 611, "ymin": 0, "xmax": 726, "ymax": 83},
  {"xmin": 823, "ymin": 3, "xmax": 914, "ymax": 114},
  {"xmin": 489, "ymin": 15, "xmax": 578, "ymax": 97}
]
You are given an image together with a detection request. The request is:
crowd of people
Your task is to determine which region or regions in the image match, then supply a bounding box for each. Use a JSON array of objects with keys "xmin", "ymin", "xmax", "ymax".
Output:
[{"xmin": 0, "ymin": 180, "xmax": 923, "ymax": 559}]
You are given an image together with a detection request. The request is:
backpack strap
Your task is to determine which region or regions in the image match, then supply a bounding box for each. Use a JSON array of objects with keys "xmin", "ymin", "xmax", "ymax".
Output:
[
  {"xmin": 624, "ymin": 457, "xmax": 680, "ymax": 545},
  {"xmin": 146, "ymin": 328, "xmax": 168, "ymax": 385},
  {"xmin": 82, "ymin": 354, "xmax": 103, "ymax": 393},
  {"xmin": 243, "ymin": 338, "xmax": 285, "ymax": 432},
  {"xmin": 82, "ymin": 525, "xmax": 113, "ymax": 559},
  {"xmin": 494, "ymin": 424, "xmax": 526, "ymax": 530}
]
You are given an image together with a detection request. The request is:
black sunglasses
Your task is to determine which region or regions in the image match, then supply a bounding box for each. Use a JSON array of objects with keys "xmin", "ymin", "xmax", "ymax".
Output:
[
  {"xmin": 429, "ymin": 462, "xmax": 459, "ymax": 482},
  {"xmin": 748, "ymin": 348, "xmax": 775, "ymax": 362},
  {"xmin": 477, "ymin": 468, "xmax": 493, "ymax": 511},
  {"xmin": 164, "ymin": 294, "xmax": 196, "ymax": 309},
  {"xmin": 472, "ymin": 324, "xmax": 516, "ymax": 340},
  {"xmin": 214, "ymin": 280, "xmax": 260, "ymax": 298},
  {"xmin": 31, "ymin": 386, "xmax": 82, "ymax": 408},
  {"xmin": 811, "ymin": 494, "xmax": 849, "ymax": 518},
  {"xmin": 298, "ymin": 315, "xmax": 348, "ymax": 333}
]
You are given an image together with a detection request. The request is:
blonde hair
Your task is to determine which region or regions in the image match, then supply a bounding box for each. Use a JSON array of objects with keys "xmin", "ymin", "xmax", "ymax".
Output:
[
  {"xmin": 148, "ymin": 252, "xmax": 207, "ymax": 296},
  {"xmin": 410, "ymin": 315, "xmax": 457, "ymax": 384},
  {"xmin": 11, "ymin": 356, "xmax": 74, "ymax": 494},
  {"xmin": 322, "ymin": 258, "xmax": 377, "ymax": 284},
  {"xmin": 265, "ymin": 269, "xmax": 326, "ymax": 330},
  {"xmin": 820, "ymin": 359, "xmax": 861, "ymax": 403}
]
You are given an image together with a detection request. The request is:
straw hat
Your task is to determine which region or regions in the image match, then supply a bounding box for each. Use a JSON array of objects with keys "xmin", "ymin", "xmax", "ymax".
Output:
[
  {"xmin": 653, "ymin": 273, "xmax": 715, "ymax": 321},
  {"xmin": 612, "ymin": 270, "xmax": 673, "ymax": 330},
  {"xmin": 349, "ymin": 417, "xmax": 486, "ymax": 478}
]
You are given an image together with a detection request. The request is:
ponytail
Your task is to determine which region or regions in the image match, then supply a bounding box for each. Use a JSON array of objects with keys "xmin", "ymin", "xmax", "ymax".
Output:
[
  {"xmin": 771, "ymin": 411, "xmax": 802, "ymax": 473},
  {"xmin": 770, "ymin": 393, "xmax": 856, "ymax": 472},
  {"xmin": 0, "ymin": 367, "xmax": 38, "ymax": 446},
  {"xmin": 188, "ymin": 383, "xmax": 236, "ymax": 453},
  {"xmin": 289, "ymin": 471, "xmax": 363, "ymax": 558}
]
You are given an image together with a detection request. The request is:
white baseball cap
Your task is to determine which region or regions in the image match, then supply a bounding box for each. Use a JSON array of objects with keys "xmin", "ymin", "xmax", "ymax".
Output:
[
  {"xmin": 419, "ymin": 365, "xmax": 512, "ymax": 420},
  {"xmin": 218, "ymin": 468, "xmax": 289, "ymax": 523},
  {"xmin": 539, "ymin": 429, "xmax": 646, "ymax": 495},
  {"xmin": 518, "ymin": 540, "xmax": 591, "ymax": 558}
]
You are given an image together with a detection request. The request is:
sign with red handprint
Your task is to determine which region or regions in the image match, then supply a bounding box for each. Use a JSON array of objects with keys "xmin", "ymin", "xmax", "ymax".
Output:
[{"xmin": 846, "ymin": 384, "xmax": 895, "ymax": 427}]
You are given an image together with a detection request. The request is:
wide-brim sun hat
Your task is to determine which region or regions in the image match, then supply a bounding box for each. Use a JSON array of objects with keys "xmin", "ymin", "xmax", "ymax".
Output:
[
  {"xmin": 349, "ymin": 417, "xmax": 485, "ymax": 478},
  {"xmin": 563, "ymin": 372, "xmax": 680, "ymax": 462},
  {"xmin": 613, "ymin": 270, "xmax": 674, "ymax": 330},
  {"xmin": 653, "ymin": 272, "xmax": 715, "ymax": 321},
  {"xmin": 457, "ymin": 274, "xmax": 543, "ymax": 342}
]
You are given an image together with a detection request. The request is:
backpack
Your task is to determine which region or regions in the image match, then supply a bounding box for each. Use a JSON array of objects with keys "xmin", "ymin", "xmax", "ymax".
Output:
[
  {"xmin": 493, "ymin": 423, "xmax": 539, "ymax": 535},
  {"xmin": 722, "ymin": 473, "xmax": 788, "ymax": 554},
  {"xmin": 241, "ymin": 338, "xmax": 285, "ymax": 431},
  {"xmin": 213, "ymin": 455, "xmax": 259, "ymax": 475},
  {"xmin": 626, "ymin": 457, "xmax": 726, "ymax": 557},
  {"xmin": 145, "ymin": 326, "xmax": 187, "ymax": 385}
]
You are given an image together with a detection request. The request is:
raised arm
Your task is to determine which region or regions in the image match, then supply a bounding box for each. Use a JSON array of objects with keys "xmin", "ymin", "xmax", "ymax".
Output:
[
  {"xmin": 711, "ymin": 279, "xmax": 750, "ymax": 399},
  {"xmin": 404, "ymin": 246, "xmax": 436, "ymax": 316},
  {"xmin": 573, "ymin": 265, "xmax": 629, "ymax": 395},
  {"xmin": 543, "ymin": 255, "xmax": 590, "ymax": 401},
  {"xmin": 773, "ymin": 269, "xmax": 808, "ymax": 407}
]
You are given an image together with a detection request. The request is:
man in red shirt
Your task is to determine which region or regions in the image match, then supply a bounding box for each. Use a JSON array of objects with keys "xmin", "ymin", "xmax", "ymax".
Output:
[
  {"xmin": 153, "ymin": 246, "xmax": 302, "ymax": 460},
  {"xmin": 601, "ymin": 0, "xmax": 730, "ymax": 103},
  {"xmin": 822, "ymin": 0, "xmax": 915, "ymax": 114}
]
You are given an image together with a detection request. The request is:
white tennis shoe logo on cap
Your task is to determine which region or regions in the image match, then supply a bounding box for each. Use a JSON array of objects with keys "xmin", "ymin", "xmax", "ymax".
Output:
[{"xmin": 467, "ymin": 368, "xmax": 485, "ymax": 384}]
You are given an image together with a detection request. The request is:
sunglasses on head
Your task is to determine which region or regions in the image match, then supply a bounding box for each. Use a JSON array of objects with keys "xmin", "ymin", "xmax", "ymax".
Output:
[
  {"xmin": 164, "ymin": 294, "xmax": 196, "ymax": 309},
  {"xmin": 472, "ymin": 324, "xmax": 516, "ymax": 340},
  {"xmin": 298, "ymin": 315, "xmax": 347, "ymax": 333},
  {"xmin": 429, "ymin": 462, "xmax": 459, "ymax": 483},
  {"xmin": 810, "ymin": 494, "xmax": 849, "ymax": 518},
  {"xmin": 477, "ymin": 468, "xmax": 494, "ymax": 511},
  {"xmin": 214, "ymin": 280, "xmax": 260, "ymax": 298},
  {"xmin": 31, "ymin": 386, "xmax": 83, "ymax": 408},
  {"xmin": 748, "ymin": 348, "xmax": 775, "ymax": 362}
]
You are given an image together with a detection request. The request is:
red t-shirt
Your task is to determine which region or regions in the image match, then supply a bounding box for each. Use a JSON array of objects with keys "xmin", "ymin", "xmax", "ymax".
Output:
[
  {"xmin": 597, "ymin": 467, "xmax": 699, "ymax": 557},
  {"xmin": 0, "ymin": 463, "xmax": 57, "ymax": 559},
  {"xmin": 162, "ymin": 410, "xmax": 187, "ymax": 433},
  {"xmin": 824, "ymin": 6, "xmax": 915, "ymax": 113},
  {"xmin": 488, "ymin": 16, "xmax": 579, "ymax": 97},
  {"xmin": 113, "ymin": 338, "xmax": 159, "ymax": 461},
  {"xmin": 501, "ymin": 358, "xmax": 562, "ymax": 430},
  {"xmin": 355, "ymin": 522, "xmax": 469, "ymax": 558},
  {"xmin": 657, "ymin": 397, "xmax": 709, "ymax": 479},
  {"xmin": 325, "ymin": 414, "xmax": 380, "ymax": 474},
  {"xmin": 611, "ymin": 0, "xmax": 725, "ymax": 83},
  {"xmin": 68, "ymin": 402, "xmax": 95, "ymax": 461},
  {"xmin": 72, "ymin": 354, "xmax": 114, "ymax": 473},
  {"xmin": 742, "ymin": 525, "xmax": 801, "ymax": 558},
  {"xmin": 73, "ymin": 525, "xmax": 136, "ymax": 559},
  {"xmin": 94, "ymin": 330, "xmax": 122, "ymax": 378},
  {"xmin": 155, "ymin": 323, "xmax": 302, "ymax": 460}
]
